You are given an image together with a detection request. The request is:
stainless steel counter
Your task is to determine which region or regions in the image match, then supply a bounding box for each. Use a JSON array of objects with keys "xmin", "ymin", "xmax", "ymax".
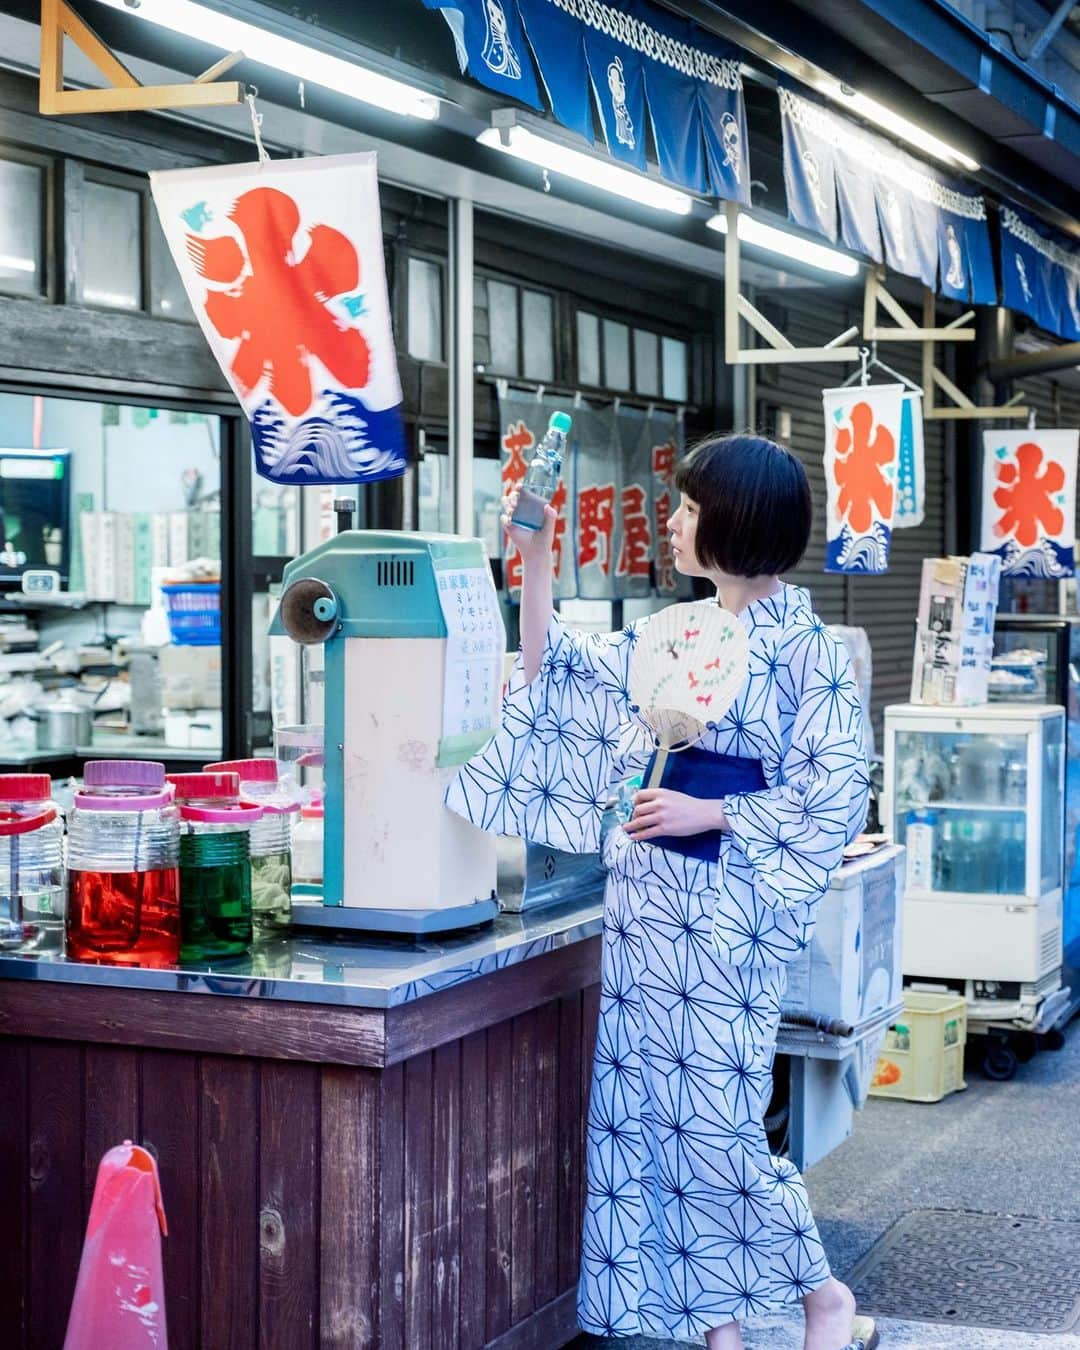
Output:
[{"xmin": 0, "ymin": 896, "xmax": 604, "ymax": 1009}]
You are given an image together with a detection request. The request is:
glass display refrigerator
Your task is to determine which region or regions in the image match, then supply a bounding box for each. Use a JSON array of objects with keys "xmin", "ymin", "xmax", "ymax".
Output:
[
  {"xmin": 883, "ymin": 704, "xmax": 1067, "ymax": 1047},
  {"xmin": 992, "ymin": 615, "xmax": 1080, "ymax": 972}
]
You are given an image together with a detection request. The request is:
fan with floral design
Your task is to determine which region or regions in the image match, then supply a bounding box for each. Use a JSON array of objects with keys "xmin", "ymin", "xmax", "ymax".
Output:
[{"xmin": 629, "ymin": 601, "xmax": 749, "ymax": 787}]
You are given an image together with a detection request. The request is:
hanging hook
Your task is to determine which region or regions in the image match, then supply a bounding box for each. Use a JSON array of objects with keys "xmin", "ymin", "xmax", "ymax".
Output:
[
  {"xmin": 859, "ymin": 346, "xmax": 870, "ymax": 387},
  {"xmin": 245, "ymin": 87, "xmax": 271, "ymax": 167},
  {"xmin": 1028, "ymin": 407, "xmax": 1037, "ymax": 431}
]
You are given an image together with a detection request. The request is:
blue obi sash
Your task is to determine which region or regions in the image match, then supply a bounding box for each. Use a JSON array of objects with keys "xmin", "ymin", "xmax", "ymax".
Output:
[{"xmin": 642, "ymin": 746, "xmax": 766, "ymax": 863}]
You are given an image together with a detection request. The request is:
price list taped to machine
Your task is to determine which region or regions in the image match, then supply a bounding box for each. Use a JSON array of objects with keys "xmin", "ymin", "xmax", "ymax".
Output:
[{"xmin": 433, "ymin": 555, "xmax": 506, "ymax": 767}]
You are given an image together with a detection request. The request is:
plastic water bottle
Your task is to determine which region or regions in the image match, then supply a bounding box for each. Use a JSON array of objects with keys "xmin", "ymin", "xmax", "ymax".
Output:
[
  {"xmin": 511, "ymin": 411, "xmax": 572, "ymax": 530},
  {"xmin": 292, "ymin": 802, "xmax": 324, "ymax": 887},
  {"xmin": 66, "ymin": 761, "xmax": 181, "ymax": 967},
  {"xmin": 205, "ymin": 758, "xmax": 299, "ymax": 941},
  {"xmin": 0, "ymin": 773, "xmax": 65, "ymax": 954}
]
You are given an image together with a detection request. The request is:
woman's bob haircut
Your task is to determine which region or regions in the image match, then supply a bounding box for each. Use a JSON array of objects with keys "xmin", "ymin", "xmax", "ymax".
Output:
[{"xmin": 673, "ymin": 433, "xmax": 813, "ymax": 578}]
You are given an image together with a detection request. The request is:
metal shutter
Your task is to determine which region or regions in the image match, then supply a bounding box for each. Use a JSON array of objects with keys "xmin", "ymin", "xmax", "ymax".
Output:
[{"xmin": 755, "ymin": 290, "xmax": 948, "ymax": 741}]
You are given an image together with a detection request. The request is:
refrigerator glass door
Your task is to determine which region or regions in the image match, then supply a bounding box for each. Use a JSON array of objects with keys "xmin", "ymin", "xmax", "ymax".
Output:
[{"xmin": 893, "ymin": 727, "xmax": 1029, "ymax": 896}]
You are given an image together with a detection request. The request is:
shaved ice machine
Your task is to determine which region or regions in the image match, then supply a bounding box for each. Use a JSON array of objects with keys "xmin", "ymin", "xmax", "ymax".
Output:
[{"xmin": 270, "ymin": 530, "xmax": 503, "ymax": 934}]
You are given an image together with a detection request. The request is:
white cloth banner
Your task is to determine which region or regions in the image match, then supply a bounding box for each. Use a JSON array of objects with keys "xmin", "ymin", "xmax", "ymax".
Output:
[
  {"xmin": 822, "ymin": 383, "xmax": 902, "ymax": 574},
  {"xmin": 151, "ymin": 152, "xmax": 406, "ymax": 486},
  {"xmin": 980, "ymin": 429, "xmax": 1079, "ymax": 577}
]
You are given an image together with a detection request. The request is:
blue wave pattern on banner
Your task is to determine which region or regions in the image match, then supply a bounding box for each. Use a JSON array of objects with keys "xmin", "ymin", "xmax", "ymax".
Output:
[
  {"xmin": 1001, "ymin": 207, "xmax": 1080, "ymax": 343},
  {"xmin": 986, "ymin": 538, "xmax": 1073, "ymax": 580},
  {"xmin": 421, "ymin": 0, "xmax": 750, "ymax": 201},
  {"xmin": 780, "ymin": 82, "xmax": 996, "ymax": 305},
  {"xmin": 825, "ymin": 521, "xmax": 892, "ymax": 576},
  {"xmin": 250, "ymin": 391, "xmax": 407, "ymax": 486}
]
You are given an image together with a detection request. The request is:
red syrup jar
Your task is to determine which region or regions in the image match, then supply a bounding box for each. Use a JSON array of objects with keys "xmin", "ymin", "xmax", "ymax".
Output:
[{"xmin": 65, "ymin": 761, "xmax": 181, "ymax": 967}]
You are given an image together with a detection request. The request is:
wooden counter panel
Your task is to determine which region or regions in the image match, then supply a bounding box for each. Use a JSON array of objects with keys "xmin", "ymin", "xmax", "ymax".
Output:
[
  {"xmin": 0, "ymin": 974, "xmax": 601, "ymax": 1349},
  {"xmin": 0, "ymin": 980, "xmax": 385, "ymax": 1066}
]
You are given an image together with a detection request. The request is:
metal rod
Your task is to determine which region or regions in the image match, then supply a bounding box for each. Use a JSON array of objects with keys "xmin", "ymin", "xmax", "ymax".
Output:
[
  {"xmin": 987, "ymin": 341, "xmax": 1080, "ymax": 381},
  {"xmin": 1029, "ymin": 0, "xmax": 1075, "ymax": 61},
  {"xmin": 449, "ymin": 196, "xmax": 475, "ymax": 537}
]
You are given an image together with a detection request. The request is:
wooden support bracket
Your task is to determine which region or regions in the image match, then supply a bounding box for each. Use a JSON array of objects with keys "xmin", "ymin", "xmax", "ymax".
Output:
[
  {"xmin": 862, "ymin": 266, "xmax": 976, "ymax": 343},
  {"xmin": 916, "ymin": 290, "xmax": 1030, "ymax": 421},
  {"xmin": 40, "ymin": 0, "xmax": 244, "ymax": 116},
  {"xmin": 723, "ymin": 201, "xmax": 861, "ymax": 367},
  {"xmin": 862, "ymin": 270, "xmax": 1029, "ymax": 420}
]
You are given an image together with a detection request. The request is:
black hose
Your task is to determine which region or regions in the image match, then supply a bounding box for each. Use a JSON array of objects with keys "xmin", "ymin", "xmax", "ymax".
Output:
[{"xmin": 780, "ymin": 1008, "xmax": 855, "ymax": 1038}]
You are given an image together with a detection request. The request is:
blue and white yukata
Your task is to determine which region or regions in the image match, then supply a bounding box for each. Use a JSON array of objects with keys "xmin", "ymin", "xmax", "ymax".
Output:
[{"xmin": 447, "ymin": 584, "xmax": 870, "ymax": 1340}]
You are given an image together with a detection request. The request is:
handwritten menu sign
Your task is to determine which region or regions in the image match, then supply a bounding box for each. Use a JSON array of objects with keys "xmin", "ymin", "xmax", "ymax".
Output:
[{"xmin": 433, "ymin": 560, "xmax": 506, "ymax": 767}]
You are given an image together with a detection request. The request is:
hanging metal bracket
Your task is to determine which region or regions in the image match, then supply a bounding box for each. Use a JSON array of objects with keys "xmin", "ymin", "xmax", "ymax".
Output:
[
  {"xmin": 723, "ymin": 202, "xmax": 860, "ymax": 366},
  {"xmin": 39, "ymin": 0, "xmax": 244, "ymax": 116}
]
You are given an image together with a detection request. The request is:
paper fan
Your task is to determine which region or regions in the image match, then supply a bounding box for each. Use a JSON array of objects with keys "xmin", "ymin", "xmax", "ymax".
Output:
[{"xmin": 629, "ymin": 601, "xmax": 749, "ymax": 787}]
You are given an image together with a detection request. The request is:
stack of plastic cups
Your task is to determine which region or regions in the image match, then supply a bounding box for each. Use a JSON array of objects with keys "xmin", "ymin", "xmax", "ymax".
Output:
[
  {"xmin": 205, "ymin": 759, "xmax": 299, "ymax": 941},
  {"xmin": 168, "ymin": 772, "xmax": 262, "ymax": 961},
  {"xmin": 66, "ymin": 761, "xmax": 181, "ymax": 967},
  {"xmin": 0, "ymin": 774, "xmax": 66, "ymax": 955}
]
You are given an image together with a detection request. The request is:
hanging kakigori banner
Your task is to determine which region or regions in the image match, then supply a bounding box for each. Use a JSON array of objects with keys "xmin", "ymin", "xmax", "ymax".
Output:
[
  {"xmin": 498, "ymin": 387, "xmax": 690, "ymax": 600},
  {"xmin": 421, "ymin": 0, "xmax": 750, "ymax": 201},
  {"xmin": 980, "ymin": 429, "xmax": 1079, "ymax": 578},
  {"xmin": 151, "ymin": 153, "xmax": 407, "ymax": 486},
  {"xmin": 822, "ymin": 384, "xmax": 904, "ymax": 574},
  {"xmin": 779, "ymin": 81, "xmax": 996, "ymax": 306},
  {"xmin": 1000, "ymin": 208, "xmax": 1080, "ymax": 344}
]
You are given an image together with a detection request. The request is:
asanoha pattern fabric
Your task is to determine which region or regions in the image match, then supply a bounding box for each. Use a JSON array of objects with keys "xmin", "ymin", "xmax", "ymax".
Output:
[{"xmin": 446, "ymin": 583, "xmax": 869, "ymax": 1336}]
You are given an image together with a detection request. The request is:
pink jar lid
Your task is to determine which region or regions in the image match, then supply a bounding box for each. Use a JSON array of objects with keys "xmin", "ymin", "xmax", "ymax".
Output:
[
  {"xmin": 0, "ymin": 773, "xmax": 51, "ymax": 802},
  {"xmin": 179, "ymin": 802, "xmax": 264, "ymax": 826},
  {"xmin": 300, "ymin": 804, "xmax": 324, "ymax": 819},
  {"xmin": 74, "ymin": 787, "xmax": 173, "ymax": 812},
  {"xmin": 84, "ymin": 760, "xmax": 166, "ymax": 789},
  {"xmin": 204, "ymin": 758, "xmax": 277, "ymax": 783}
]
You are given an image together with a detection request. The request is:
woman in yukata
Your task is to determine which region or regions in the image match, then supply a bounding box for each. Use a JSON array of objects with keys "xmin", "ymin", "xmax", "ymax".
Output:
[{"xmin": 447, "ymin": 434, "xmax": 877, "ymax": 1350}]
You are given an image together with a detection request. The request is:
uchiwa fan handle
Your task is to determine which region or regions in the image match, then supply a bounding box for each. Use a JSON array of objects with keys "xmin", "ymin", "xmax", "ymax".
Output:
[{"xmin": 646, "ymin": 744, "xmax": 670, "ymax": 789}]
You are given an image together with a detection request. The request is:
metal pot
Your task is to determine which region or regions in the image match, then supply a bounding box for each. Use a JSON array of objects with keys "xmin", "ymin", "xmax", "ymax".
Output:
[{"xmin": 34, "ymin": 702, "xmax": 93, "ymax": 751}]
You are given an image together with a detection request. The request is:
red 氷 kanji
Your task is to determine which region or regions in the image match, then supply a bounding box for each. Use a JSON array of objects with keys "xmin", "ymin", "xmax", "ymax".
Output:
[
  {"xmin": 833, "ymin": 401, "xmax": 895, "ymax": 534},
  {"xmin": 578, "ymin": 484, "xmax": 616, "ymax": 574},
  {"xmin": 993, "ymin": 440, "xmax": 1066, "ymax": 548},
  {"xmin": 187, "ymin": 186, "xmax": 370, "ymax": 418},
  {"xmin": 618, "ymin": 485, "xmax": 652, "ymax": 578}
]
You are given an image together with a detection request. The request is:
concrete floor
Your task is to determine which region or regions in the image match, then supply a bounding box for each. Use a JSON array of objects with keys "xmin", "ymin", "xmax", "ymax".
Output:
[{"xmin": 573, "ymin": 1023, "xmax": 1080, "ymax": 1348}]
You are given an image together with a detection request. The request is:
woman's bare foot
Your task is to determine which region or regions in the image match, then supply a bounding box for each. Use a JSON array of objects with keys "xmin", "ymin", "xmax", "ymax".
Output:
[
  {"xmin": 803, "ymin": 1276, "xmax": 857, "ymax": 1350},
  {"xmin": 705, "ymin": 1317, "xmax": 746, "ymax": 1350}
]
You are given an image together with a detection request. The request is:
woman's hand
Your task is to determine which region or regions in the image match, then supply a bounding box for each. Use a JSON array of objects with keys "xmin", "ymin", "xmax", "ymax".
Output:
[
  {"xmin": 502, "ymin": 489, "xmax": 557, "ymax": 569},
  {"xmin": 623, "ymin": 789, "xmax": 728, "ymax": 841}
]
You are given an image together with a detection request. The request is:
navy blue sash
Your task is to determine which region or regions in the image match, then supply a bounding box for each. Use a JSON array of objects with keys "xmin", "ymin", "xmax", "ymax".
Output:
[{"xmin": 642, "ymin": 746, "xmax": 766, "ymax": 862}]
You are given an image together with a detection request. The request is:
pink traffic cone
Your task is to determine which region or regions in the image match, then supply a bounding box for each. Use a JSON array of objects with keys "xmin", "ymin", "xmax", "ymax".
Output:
[{"xmin": 63, "ymin": 1140, "xmax": 169, "ymax": 1350}]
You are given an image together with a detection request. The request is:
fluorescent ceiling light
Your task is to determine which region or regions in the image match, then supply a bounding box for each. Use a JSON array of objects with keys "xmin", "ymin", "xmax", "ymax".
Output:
[
  {"xmin": 826, "ymin": 82, "xmax": 979, "ymax": 172},
  {"xmin": 92, "ymin": 0, "xmax": 440, "ymax": 120},
  {"xmin": 707, "ymin": 210, "xmax": 860, "ymax": 278},
  {"xmin": 477, "ymin": 125, "xmax": 693, "ymax": 216},
  {"xmin": 0, "ymin": 255, "xmax": 35, "ymax": 273}
]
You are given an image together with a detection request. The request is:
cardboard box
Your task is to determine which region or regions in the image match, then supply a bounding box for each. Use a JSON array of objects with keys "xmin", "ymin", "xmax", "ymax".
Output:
[
  {"xmin": 784, "ymin": 844, "xmax": 905, "ymax": 1028},
  {"xmin": 159, "ymin": 643, "xmax": 221, "ymax": 710},
  {"xmin": 910, "ymin": 554, "xmax": 1001, "ymax": 706}
]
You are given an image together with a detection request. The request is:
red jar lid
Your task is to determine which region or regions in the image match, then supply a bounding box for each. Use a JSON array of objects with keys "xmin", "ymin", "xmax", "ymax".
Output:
[
  {"xmin": 204, "ymin": 758, "xmax": 277, "ymax": 783},
  {"xmin": 167, "ymin": 771, "xmax": 239, "ymax": 803},
  {"xmin": 0, "ymin": 773, "xmax": 51, "ymax": 801}
]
